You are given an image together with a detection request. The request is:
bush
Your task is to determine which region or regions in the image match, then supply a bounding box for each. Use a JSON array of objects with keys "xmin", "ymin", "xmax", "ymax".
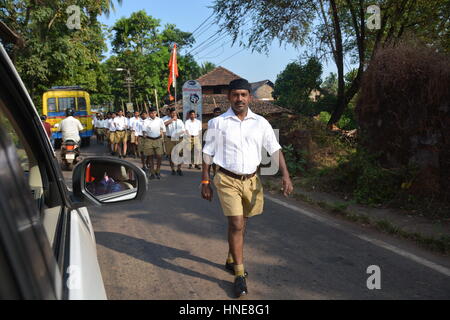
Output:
[
  {"xmin": 282, "ymin": 144, "xmax": 307, "ymax": 177},
  {"xmin": 332, "ymin": 150, "xmax": 413, "ymax": 205}
]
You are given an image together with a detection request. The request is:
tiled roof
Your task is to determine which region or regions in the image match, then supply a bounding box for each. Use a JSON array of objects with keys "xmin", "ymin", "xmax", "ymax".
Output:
[
  {"xmin": 161, "ymin": 94, "xmax": 292, "ymax": 116},
  {"xmin": 197, "ymin": 67, "xmax": 243, "ymax": 87}
]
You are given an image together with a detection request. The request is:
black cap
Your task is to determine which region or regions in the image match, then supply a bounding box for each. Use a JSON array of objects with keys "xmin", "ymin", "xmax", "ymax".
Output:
[{"xmin": 229, "ymin": 78, "xmax": 251, "ymax": 92}]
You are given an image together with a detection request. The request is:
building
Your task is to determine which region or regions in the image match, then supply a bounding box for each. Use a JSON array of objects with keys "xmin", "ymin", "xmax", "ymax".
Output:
[
  {"xmin": 163, "ymin": 66, "xmax": 292, "ymax": 126},
  {"xmin": 250, "ymin": 80, "xmax": 275, "ymax": 101}
]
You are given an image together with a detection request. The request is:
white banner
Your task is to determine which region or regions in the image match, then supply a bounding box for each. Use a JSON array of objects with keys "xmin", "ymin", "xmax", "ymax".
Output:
[{"xmin": 182, "ymin": 80, "xmax": 202, "ymax": 122}]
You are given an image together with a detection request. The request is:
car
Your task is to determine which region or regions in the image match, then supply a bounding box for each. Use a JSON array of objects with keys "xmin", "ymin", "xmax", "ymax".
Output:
[{"xmin": 0, "ymin": 26, "xmax": 147, "ymax": 300}]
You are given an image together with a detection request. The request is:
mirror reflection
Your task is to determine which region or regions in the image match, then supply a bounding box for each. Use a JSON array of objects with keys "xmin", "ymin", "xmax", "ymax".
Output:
[{"xmin": 85, "ymin": 161, "xmax": 138, "ymax": 203}]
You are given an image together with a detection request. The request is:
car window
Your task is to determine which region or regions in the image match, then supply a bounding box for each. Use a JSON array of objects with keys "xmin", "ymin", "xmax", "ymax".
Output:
[
  {"xmin": 0, "ymin": 96, "xmax": 61, "ymax": 248},
  {"xmin": 0, "ymin": 101, "xmax": 32, "ymax": 174}
]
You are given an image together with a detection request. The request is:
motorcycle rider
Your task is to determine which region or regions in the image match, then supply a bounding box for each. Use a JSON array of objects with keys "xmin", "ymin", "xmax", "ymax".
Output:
[{"xmin": 58, "ymin": 108, "xmax": 84, "ymax": 145}]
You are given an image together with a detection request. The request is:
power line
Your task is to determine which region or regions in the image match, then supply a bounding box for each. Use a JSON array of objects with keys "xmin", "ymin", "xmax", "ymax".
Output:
[
  {"xmin": 191, "ymin": 13, "xmax": 215, "ymax": 36},
  {"xmin": 217, "ymin": 48, "xmax": 246, "ymax": 65},
  {"xmin": 191, "ymin": 32, "xmax": 229, "ymax": 57},
  {"xmin": 191, "ymin": 20, "xmax": 251, "ymax": 58},
  {"xmin": 186, "ymin": 29, "xmax": 224, "ymax": 56}
]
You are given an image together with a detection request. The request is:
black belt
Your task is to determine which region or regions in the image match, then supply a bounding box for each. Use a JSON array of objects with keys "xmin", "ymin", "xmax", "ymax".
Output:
[
  {"xmin": 166, "ymin": 136, "xmax": 172, "ymax": 139},
  {"xmin": 219, "ymin": 167, "xmax": 256, "ymax": 181},
  {"xmin": 116, "ymin": 130, "xmax": 125, "ymax": 132},
  {"xmin": 146, "ymin": 136, "xmax": 161, "ymax": 140}
]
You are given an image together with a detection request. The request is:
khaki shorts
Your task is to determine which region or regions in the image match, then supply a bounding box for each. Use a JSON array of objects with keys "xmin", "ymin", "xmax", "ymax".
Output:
[
  {"xmin": 137, "ymin": 136, "xmax": 144, "ymax": 153},
  {"xmin": 96, "ymin": 128, "xmax": 104, "ymax": 136},
  {"xmin": 165, "ymin": 137, "xmax": 182, "ymax": 156},
  {"xmin": 115, "ymin": 130, "xmax": 127, "ymax": 144},
  {"xmin": 109, "ymin": 131, "xmax": 116, "ymax": 144},
  {"xmin": 143, "ymin": 137, "xmax": 163, "ymax": 156},
  {"xmin": 213, "ymin": 169, "xmax": 264, "ymax": 218},
  {"xmin": 130, "ymin": 131, "xmax": 137, "ymax": 144}
]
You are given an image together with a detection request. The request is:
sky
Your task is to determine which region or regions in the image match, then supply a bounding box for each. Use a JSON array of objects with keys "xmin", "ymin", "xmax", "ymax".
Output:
[{"xmin": 99, "ymin": 0, "xmax": 338, "ymax": 83}]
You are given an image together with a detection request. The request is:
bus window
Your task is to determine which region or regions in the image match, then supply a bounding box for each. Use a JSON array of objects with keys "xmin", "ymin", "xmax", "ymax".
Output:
[
  {"xmin": 47, "ymin": 98, "xmax": 57, "ymax": 112},
  {"xmin": 77, "ymin": 97, "xmax": 87, "ymax": 111},
  {"xmin": 58, "ymin": 97, "xmax": 75, "ymax": 112}
]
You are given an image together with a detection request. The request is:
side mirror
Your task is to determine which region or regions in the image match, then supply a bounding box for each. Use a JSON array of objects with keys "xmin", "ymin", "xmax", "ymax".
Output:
[{"xmin": 72, "ymin": 157, "xmax": 148, "ymax": 207}]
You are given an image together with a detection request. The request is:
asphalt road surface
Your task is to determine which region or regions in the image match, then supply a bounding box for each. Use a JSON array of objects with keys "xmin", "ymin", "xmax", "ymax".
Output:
[{"xmin": 61, "ymin": 139, "xmax": 450, "ymax": 300}]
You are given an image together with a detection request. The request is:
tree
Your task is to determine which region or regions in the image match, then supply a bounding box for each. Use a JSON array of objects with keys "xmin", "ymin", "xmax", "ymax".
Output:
[
  {"xmin": 212, "ymin": 0, "xmax": 450, "ymax": 126},
  {"xmin": 199, "ymin": 61, "xmax": 216, "ymax": 76},
  {"xmin": 272, "ymin": 57, "xmax": 323, "ymax": 116},
  {"xmin": 0, "ymin": 0, "xmax": 122, "ymax": 110},
  {"xmin": 105, "ymin": 10, "xmax": 199, "ymax": 108}
]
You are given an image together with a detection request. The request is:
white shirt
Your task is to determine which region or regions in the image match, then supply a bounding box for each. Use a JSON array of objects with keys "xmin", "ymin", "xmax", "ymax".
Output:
[
  {"xmin": 113, "ymin": 116, "xmax": 128, "ymax": 131},
  {"xmin": 142, "ymin": 117, "xmax": 166, "ymax": 138},
  {"xmin": 129, "ymin": 117, "xmax": 140, "ymax": 131},
  {"xmin": 166, "ymin": 119, "xmax": 185, "ymax": 141},
  {"xmin": 162, "ymin": 115, "xmax": 171, "ymax": 123},
  {"xmin": 185, "ymin": 118, "xmax": 202, "ymax": 137},
  {"xmin": 99, "ymin": 119, "xmax": 108, "ymax": 129},
  {"xmin": 203, "ymin": 108, "xmax": 281, "ymax": 175},
  {"xmin": 108, "ymin": 118, "xmax": 116, "ymax": 132},
  {"xmin": 59, "ymin": 116, "xmax": 84, "ymax": 143},
  {"xmin": 134, "ymin": 118, "xmax": 146, "ymax": 137}
]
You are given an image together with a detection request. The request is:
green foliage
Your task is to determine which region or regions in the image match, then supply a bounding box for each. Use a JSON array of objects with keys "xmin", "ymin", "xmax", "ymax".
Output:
[
  {"xmin": 282, "ymin": 144, "xmax": 307, "ymax": 177},
  {"xmin": 105, "ymin": 10, "xmax": 199, "ymax": 106},
  {"xmin": 199, "ymin": 61, "xmax": 216, "ymax": 76},
  {"xmin": 0, "ymin": 0, "xmax": 121, "ymax": 109},
  {"xmin": 273, "ymin": 57, "xmax": 323, "ymax": 116},
  {"xmin": 332, "ymin": 150, "xmax": 412, "ymax": 206}
]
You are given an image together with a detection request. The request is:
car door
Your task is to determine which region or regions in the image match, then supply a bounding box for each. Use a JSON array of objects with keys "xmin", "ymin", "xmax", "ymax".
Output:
[{"xmin": 0, "ymin": 43, "xmax": 106, "ymax": 299}]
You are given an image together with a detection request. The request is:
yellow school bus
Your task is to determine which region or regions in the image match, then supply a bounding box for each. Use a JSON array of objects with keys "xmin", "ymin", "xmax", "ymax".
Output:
[{"xmin": 43, "ymin": 86, "xmax": 93, "ymax": 147}]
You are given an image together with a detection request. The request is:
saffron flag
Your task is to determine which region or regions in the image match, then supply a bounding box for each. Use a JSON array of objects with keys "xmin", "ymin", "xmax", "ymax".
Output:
[{"xmin": 167, "ymin": 44, "xmax": 179, "ymax": 101}]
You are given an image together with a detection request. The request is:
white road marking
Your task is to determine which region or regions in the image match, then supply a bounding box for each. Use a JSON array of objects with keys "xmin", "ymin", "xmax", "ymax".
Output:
[{"xmin": 265, "ymin": 194, "xmax": 450, "ymax": 278}]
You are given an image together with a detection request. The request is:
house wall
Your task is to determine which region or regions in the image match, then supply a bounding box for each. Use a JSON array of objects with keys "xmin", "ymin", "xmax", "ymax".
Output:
[{"xmin": 253, "ymin": 84, "xmax": 274, "ymax": 101}]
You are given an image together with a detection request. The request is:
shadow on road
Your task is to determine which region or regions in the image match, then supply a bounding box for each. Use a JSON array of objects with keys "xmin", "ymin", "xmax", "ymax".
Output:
[{"xmin": 95, "ymin": 231, "xmax": 235, "ymax": 298}]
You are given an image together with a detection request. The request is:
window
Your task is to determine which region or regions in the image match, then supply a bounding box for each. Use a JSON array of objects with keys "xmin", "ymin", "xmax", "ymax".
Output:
[
  {"xmin": 47, "ymin": 98, "xmax": 57, "ymax": 112},
  {"xmin": 77, "ymin": 97, "xmax": 87, "ymax": 111},
  {"xmin": 58, "ymin": 97, "xmax": 75, "ymax": 112},
  {"xmin": 0, "ymin": 102, "xmax": 31, "ymax": 173}
]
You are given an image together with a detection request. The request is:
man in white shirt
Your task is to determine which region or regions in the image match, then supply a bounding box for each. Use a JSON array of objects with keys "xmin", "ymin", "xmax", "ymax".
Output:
[
  {"xmin": 113, "ymin": 110, "xmax": 128, "ymax": 158},
  {"xmin": 142, "ymin": 107, "xmax": 166, "ymax": 180},
  {"xmin": 201, "ymin": 78, "xmax": 293, "ymax": 298},
  {"xmin": 134, "ymin": 111, "xmax": 148, "ymax": 171},
  {"xmin": 184, "ymin": 110, "xmax": 203, "ymax": 170},
  {"xmin": 108, "ymin": 112, "xmax": 117, "ymax": 155},
  {"xmin": 128, "ymin": 111, "xmax": 141, "ymax": 158},
  {"xmin": 58, "ymin": 109, "xmax": 84, "ymax": 145},
  {"xmin": 95, "ymin": 114, "xmax": 105, "ymax": 144},
  {"xmin": 164, "ymin": 108, "xmax": 186, "ymax": 176}
]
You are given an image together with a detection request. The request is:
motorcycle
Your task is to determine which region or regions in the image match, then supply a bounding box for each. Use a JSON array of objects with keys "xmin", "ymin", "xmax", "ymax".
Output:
[{"xmin": 61, "ymin": 139, "xmax": 81, "ymax": 170}]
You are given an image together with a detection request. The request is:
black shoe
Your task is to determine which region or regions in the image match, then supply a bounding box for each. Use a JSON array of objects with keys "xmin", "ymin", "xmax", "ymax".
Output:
[
  {"xmin": 177, "ymin": 169, "xmax": 183, "ymax": 176},
  {"xmin": 172, "ymin": 170, "xmax": 177, "ymax": 176},
  {"xmin": 225, "ymin": 262, "xmax": 249, "ymax": 278},
  {"xmin": 122, "ymin": 155, "xmax": 127, "ymax": 159},
  {"xmin": 189, "ymin": 164, "xmax": 193, "ymax": 169},
  {"xmin": 234, "ymin": 276, "xmax": 248, "ymax": 298},
  {"xmin": 149, "ymin": 174, "xmax": 155, "ymax": 180},
  {"xmin": 195, "ymin": 165, "xmax": 201, "ymax": 170},
  {"xmin": 156, "ymin": 173, "xmax": 161, "ymax": 180}
]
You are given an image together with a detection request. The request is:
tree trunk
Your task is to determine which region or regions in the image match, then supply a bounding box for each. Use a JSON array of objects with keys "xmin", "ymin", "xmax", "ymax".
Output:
[{"xmin": 328, "ymin": 0, "xmax": 346, "ymax": 127}]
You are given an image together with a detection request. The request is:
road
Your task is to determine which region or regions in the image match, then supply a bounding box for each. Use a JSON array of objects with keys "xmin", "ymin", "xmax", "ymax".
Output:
[{"xmin": 62, "ymin": 139, "xmax": 450, "ymax": 300}]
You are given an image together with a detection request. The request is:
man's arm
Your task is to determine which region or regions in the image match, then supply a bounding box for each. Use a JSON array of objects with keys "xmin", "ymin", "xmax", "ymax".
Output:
[
  {"xmin": 201, "ymin": 154, "xmax": 213, "ymax": 202},
  {"xmin": 276, "ymin": 150, "xmax": 294, "ymax": 197}
]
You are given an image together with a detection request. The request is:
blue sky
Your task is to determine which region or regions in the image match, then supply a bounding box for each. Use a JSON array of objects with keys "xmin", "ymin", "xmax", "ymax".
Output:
[{"xmin": 99, "ymin": 0, "xmax": 338, "ymax": 83}]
